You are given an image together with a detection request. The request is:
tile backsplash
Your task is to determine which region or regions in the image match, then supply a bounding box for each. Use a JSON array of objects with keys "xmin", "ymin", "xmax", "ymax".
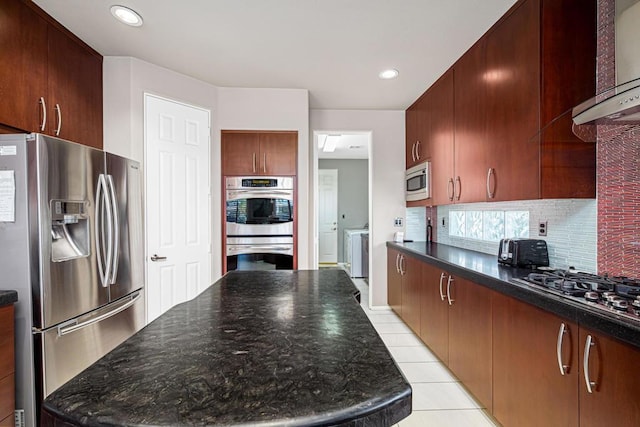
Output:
[
  {"xmin": 405, "ymin": 207, "xmax": 427, "ymax": 241},
  {"xmin": 436, "ymin": 199, "xmax": 597, "ymax": 273}
]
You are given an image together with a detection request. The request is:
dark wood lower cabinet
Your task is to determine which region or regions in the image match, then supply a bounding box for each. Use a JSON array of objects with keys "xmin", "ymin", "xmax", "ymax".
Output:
[
  {"xmin": 0, "ymin": 305, "xmax": 15, "ymax": 426},
  {"xmin": 387, "ymin": 250, "xmax": 421, "ymax": 334},
  {"xmin": 579, "ymin": 327, "xmax": 640, "ymax": 427},
  {"xmin": 400, "ymin": 255, "xmax": 422, "ymax": 335},
  {"xmin": 447, "ymin": 275, "xmax": 493, "ymax": 411},
  {"xmin": 493, "ymin": 293, "xmax": 578, "ymax": 427},
  {"xmin": 419, "ymin": 263, "xmax": 449, "ymax": 363},
  {"xmin": 388, "ymin": 248, "xmax": 640, "ymax": 425},
  {"xmin": 387, "ymin": 249, "xmax": 402, "ymax": 316}
]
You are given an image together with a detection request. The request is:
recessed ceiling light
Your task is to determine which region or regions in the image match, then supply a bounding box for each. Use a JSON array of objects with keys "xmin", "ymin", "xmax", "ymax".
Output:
[
  {"xmin": 323, "ymin": 135, "xmax": 341, "ymax": 152},
  {"xmin": 110, "ymin": 5, "xmax": 143, "ymax": 27},
  {"xmin": 379, "ymin": 69, "xmax": 399, "ymax": 79}
]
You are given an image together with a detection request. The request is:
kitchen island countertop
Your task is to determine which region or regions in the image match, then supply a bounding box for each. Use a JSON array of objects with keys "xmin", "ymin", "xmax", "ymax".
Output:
[{"xmin": 42, "ymin": 270, "xmax": 411, "ymax": 426}]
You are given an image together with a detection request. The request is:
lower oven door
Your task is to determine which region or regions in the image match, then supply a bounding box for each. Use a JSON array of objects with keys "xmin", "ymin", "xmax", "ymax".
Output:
[{"xmin": 227, "ymin": 237, "xmax": 293, "ymax": 271}]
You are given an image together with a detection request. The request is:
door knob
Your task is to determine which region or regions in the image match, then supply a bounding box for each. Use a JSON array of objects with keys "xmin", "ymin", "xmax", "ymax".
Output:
[{"xmin": 150, "ymin": 254, "xmax": 167, "ymax": 262}]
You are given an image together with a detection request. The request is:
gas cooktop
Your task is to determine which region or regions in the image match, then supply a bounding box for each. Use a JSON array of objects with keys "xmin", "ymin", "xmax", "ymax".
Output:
[{"xmin": 511, "ymin": 268, "xmax": 640, "ymax": 324}]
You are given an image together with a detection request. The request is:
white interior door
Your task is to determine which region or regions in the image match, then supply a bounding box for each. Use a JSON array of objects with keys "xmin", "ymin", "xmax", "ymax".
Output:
[
  {"xmin": 318, "ymin": 169, "xmax": 338, "ymax": 264},
  {"xmin": 145, "ymin": 95, "xmax": 211, "ymax": 323}
]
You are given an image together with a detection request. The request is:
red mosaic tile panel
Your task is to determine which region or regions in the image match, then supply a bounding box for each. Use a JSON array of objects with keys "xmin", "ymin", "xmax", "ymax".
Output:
[{"xmin": 596, "ymin": 0, "xmax": 640, "ymax": 276}]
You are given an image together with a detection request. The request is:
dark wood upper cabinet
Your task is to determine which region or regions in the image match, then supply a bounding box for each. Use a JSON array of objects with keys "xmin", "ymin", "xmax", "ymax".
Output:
[
  {"xmin": 453, "ymin": 40, "xmax": 488, "ymax": 204},
  {"xmin": 0, "ymin": 1, "xmax": 47, "ymax": 133},
  {"xmin": 406, "ymin": 0, "xmax": 596, "ymax": 204},
  {"xmin": 222, "ymin": 131, "xmax": 297, "ymax": 176},
  {"xmin": 258, "ymin": 132, "xmax": 297, "ymax": 176},
  {"xmin": 47, "ymin": 25, "xmax": 103, "ymax": 148},
  {"xmin": 428, "ymin": 70, "xmax": 455, "ymax": 206},
  {"xmin": 538, "ymin": 0, "xmax": 596, "ymax": 198},
  {"xmin": 405, "ymin": 94, "xmax": 429, "ymax": 169},
  {"xmin": 485, "ymin": 0, "xmax": 541, "ymax": 201},
  {"xmin": 485, "ymin": 0, "xmax": 596, "ymax": 200},
  {"xmin": 0, "ymin": 0, "xmax": 103, "ymax": 148}
]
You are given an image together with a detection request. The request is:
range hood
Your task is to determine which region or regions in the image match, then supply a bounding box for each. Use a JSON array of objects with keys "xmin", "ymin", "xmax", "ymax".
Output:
[{"xmin": 572, "ymin": 78, "xmax": 640, "ymax": 125}]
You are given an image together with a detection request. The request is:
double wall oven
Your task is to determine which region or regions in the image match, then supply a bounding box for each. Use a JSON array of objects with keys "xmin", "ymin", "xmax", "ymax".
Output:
[{"xmin": 225, "ymin": 176, "xmax": 294, "ymax": 271}]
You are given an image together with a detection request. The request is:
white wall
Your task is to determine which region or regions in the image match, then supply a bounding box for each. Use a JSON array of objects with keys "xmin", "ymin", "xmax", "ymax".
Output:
[
  {"xmin": 310, "ymin": 110, "xmax": 405, "ymax": 307},
  {"xmin": 104, "ymin": 57, "xmax": 219, "ymax": 162},
  {"xmin": 103, "ymin": 57, "xmax": 312, "ymax": 283},
  {"xmin": 217, "ymin": 87, "xmax": 311, "ymax": 269}
]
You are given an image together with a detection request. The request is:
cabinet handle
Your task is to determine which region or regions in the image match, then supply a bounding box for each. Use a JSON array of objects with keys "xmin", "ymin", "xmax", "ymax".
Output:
[
  {"xmin": 446, "ymin": 275, "xmax": 454, "ymax": 305},
  {"xmin": 411, "ymin": 142, "xmax": 416, "ymax": 162},
  {"xmin": 263, "ymin": 152, "xmax": 267, "ymax": 173},
  {"xmin": 447, "ymin": 178, "xmax": 455, "ymax": 201},
  {"xmin": 54, "ymin": 103, "xmax": 62, "ymax": 136},
  {"xmin": 556, "ymin": 323, "xmax": 570, "ymax": 375},
  {"xmin": 400, "ymin": 255, "xmax": 406, "ymax": 276},
  {"xmin": 486, "ymin": 168, "xmax": 495, "ymax": 199},
  {"xmin": 415, "ymin": 141, "xmax": 421, "ymax": 161},
  {"xmin": 39, "ymin": 97, "xmax": 47, "ymax": 131},
  {"xmin": 252, "ymin": 152, "xmax": 256, "ymax": 173},
  {"xmin": 583, "ymin": 335, "xmax": 597, "ymax": 393},
  {"xmin": 395, "ymin": 253, "xmax": 400, "ymax": 274},
  {"xmin": 454, "ymin": 176, "xmax": 461, "ymax": 201},
  {"xmin": 439, "ymin": 272, "xmax": 447, "ymax": 301}
]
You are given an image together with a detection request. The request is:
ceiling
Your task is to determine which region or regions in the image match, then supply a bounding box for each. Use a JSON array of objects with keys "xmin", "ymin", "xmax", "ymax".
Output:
[
  {"xmin": 316, "ymin": 133, "xmax": 369, "ymax": 160},
  {"xmin": 34, "ymin": 0, "xmax": 517, "ymax": 110}
]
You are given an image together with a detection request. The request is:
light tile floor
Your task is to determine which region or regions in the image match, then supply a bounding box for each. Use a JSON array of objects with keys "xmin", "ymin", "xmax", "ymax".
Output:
[{"xmin": 351, "ymin": 278, "xmax": 500, "ymax": 427}]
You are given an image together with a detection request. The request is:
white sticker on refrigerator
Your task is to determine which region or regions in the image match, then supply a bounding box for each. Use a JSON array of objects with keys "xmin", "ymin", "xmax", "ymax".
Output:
[
  {"xmin": 0, "ymin": 170, "xmax": 16, "ymax": 222},
  {"xmin": 0, "ymin": 146, "xmax": 17, "ymax": 156}
]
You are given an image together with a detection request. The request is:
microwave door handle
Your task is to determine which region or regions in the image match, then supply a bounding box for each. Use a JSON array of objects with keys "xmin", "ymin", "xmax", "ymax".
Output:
[{"xmin": 106, "ymin": 175, "xmax": 120, "ymax": 284}]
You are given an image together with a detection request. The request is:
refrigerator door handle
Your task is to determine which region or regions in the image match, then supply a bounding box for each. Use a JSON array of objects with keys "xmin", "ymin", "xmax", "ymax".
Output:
[
  {"xmin": 56, "ymin": 291, "xmax": 141, "ymax": 337},
  {"xmin": 106, "ymin": 175, "xmax": 120, "ymax": 284},
  {"xmin": 95, "ymin": 174, "xmax": 109, "ymax": 287}
]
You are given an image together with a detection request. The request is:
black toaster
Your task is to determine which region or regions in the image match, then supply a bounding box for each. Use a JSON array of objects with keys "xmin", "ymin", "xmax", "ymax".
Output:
[{"xmin": 498, "ymin": 238, "xmax": 549, "ymax": 267}]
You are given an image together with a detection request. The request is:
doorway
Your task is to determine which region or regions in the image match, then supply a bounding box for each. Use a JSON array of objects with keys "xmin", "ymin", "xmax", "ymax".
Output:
[
  {"xmin": 144, "ymin": 94, "xmax": 211, "ymax": 323},
  {"xmin": 313, "ymin": 131, "xmax": 371, "ymax": 291}
]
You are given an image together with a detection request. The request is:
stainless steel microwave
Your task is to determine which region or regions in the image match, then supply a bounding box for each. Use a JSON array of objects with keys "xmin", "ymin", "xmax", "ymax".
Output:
[{"xmin": 405, "ymin": 161, "xmax": 431, "ymax": 201}]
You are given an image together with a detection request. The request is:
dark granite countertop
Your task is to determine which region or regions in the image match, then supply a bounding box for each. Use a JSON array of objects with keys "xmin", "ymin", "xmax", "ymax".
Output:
[
  {"xmin": 42, "ymin": 270, "xmax": 411, "ymax": 427},
  {"xmin": 388, "ymin": 241, "xmax": 640, "ymax": 350},
  {"xmin": 0, "ymin": 290, "xmax": 18, "ymax": 307}
]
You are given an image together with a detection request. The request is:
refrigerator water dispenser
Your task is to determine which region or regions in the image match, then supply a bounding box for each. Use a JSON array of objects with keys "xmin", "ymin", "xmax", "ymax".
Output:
[{"xmin": 50, "ymin": 200, "xmax": 89, "ymax": 262}]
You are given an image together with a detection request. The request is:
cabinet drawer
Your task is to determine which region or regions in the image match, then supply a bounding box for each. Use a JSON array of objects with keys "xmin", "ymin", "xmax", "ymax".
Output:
[{"xmin": 0, "ymin": 373, "xmax": 14, "ymax": 423}]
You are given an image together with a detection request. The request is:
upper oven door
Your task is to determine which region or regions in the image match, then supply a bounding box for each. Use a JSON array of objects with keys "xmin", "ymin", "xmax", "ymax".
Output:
[{"xmin": 225, "ymin": 190, "xmax": 294, "ymax": 236}]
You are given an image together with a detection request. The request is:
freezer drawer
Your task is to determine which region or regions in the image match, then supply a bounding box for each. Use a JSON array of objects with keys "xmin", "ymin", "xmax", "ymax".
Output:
[{"xmin": 34, "ymin": 290, "xmax": 145, "ymax": 399}]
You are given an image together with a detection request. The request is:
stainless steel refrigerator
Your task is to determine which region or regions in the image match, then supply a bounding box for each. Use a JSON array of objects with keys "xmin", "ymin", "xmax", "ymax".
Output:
[{"xmin": 0, "ymin": 133, "xmax": 145, "ymax": 427}]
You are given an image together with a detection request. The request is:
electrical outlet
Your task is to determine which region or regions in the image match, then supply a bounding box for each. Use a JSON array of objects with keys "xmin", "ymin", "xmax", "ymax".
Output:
[
  {"xmin": 394, "ymin": 217, "xmax": 403, "ymax": 227},
  {"xmin": 538, "ymin": 221, "xmax": 548, "ymax": 236}
]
